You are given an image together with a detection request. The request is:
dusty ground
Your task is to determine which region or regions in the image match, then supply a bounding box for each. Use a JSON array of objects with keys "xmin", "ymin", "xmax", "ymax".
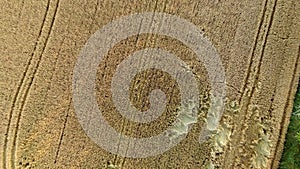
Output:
[{"xmin": 0, "ymin": 0, "xmax": 299, "ymax": 168}]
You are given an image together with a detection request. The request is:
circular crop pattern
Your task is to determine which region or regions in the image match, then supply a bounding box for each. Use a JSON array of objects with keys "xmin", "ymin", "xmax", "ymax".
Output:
[{"xmin": 72, "ymin": 12, "xmax": 226, "ymax": 158}]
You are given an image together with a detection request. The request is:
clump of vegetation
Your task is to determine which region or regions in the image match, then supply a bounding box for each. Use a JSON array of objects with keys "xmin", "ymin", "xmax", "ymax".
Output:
[
  {"xmin": 280, "ymin": 82, "xmax": 300, "ymax": 168},
  {"xmin": 167, "ymin": 99, "xmax": 198, "ymax": 140},
  {"xmin": 296, "ymin": 132, "xmax": 300, "ymax": 142},
  {"xmin": 251, "ymin": 129, "xmax": 271, "ymax": 168}
]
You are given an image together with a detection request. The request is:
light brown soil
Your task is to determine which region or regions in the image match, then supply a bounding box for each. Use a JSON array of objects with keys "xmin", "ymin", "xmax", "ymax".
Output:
[{"xmin": 0, "ymin": 0, "xmax": 299, "ymax": 168}]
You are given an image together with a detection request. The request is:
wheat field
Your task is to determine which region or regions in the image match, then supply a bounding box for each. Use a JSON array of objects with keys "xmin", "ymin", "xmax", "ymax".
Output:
[{"xmin": 0, "ymin": 0, "xmax": 299, "ymax": 168}]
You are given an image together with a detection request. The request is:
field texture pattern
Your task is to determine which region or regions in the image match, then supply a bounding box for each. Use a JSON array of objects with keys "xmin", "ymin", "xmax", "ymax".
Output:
[{"xmin": 0, "ymin": 0, "xmax": 299, "ymax": 168}]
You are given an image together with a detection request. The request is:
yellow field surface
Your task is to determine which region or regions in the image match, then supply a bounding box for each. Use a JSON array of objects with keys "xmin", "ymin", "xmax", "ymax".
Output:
[{"xmin": 0, "ymin": 0, "xmax": 299, "ymax": 168}]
